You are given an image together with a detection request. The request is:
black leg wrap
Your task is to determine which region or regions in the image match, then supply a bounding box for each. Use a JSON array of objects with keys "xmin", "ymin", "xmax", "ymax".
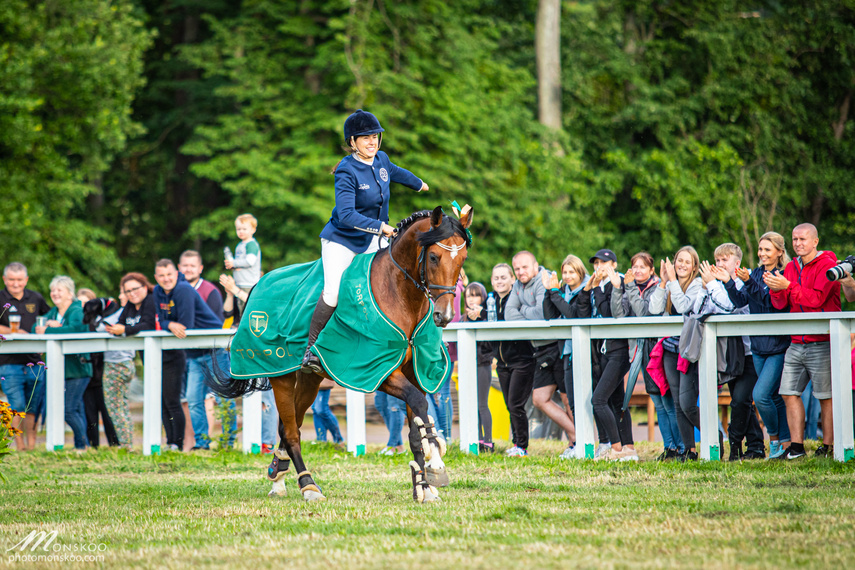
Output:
[
  {"xmin": 267, "ymin": 450, "xmax": 291, "ymax": 482},
  {"xmin": 297, "ymin": 470, "xmax": 322, "ymax": 494}
]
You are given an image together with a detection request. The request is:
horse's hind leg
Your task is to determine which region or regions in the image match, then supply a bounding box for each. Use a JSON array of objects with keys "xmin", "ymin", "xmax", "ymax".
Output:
[
  {"xmin": 267, "ymin": 418, "xmax": 289, "ymax": 497},
  {"xmin": 270, "ymin": 372, "xmax": 325, "ymax": 501},
  {"xmin": 292, "ymin": 372, "xmax": 325, "ymax": 501}
]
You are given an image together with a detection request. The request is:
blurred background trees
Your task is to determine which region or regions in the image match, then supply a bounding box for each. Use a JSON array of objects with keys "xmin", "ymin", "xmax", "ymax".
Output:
[{"xmin": 2, "ymin": 0, "xmax": 854, "ymax": 301}]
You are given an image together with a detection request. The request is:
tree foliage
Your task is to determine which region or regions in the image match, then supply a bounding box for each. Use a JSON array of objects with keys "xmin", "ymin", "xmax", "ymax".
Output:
[
  {"xmin": 0, "ymin": 0, "xmax": 152, "ymax": 292},
  {"xmin": 2, "ymin": 0, "xmax": 853, "ymax": 307}
]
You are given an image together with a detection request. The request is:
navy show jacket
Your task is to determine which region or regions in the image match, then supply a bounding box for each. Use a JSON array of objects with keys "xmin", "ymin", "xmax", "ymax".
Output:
[{"xmin": 319, "ymin": 151, "xmax": 422, "ymax": 253}]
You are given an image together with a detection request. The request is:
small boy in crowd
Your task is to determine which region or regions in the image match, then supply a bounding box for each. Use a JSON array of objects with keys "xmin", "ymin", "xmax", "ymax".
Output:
[{"xmin": 225, "ymin": 213, "xmax": 261, "ymax": 316}]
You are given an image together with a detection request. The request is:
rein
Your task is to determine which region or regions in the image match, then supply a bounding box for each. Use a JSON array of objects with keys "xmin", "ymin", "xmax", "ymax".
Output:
[{"xmin": 387, "ymin": 235, "xmax": 460, "ymax": 302}]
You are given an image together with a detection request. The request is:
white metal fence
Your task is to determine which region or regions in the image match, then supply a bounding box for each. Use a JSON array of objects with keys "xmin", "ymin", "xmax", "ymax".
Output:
[{"xmin": 1, "ymin": 312, "xmax": 852, "ymax": 461}]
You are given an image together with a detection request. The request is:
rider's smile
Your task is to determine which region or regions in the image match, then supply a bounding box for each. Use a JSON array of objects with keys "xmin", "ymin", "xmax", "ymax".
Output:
[{"xmin": 352, "ymin": 133, "xmax": 379, "ymax": 161}]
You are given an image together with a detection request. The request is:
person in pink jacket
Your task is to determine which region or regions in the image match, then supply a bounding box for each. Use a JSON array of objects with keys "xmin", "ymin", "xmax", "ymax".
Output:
[{"xmin": 767, "ymin": 223, "xmax": 841, "ymax": 460}]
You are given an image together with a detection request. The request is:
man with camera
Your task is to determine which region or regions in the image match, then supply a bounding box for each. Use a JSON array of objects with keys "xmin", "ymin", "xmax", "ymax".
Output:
[
  {"xmin": 766, "ymin": 223, "xmax": 841, "ymax": 459},
  {"xmin": 829, "ymin": 255, "xmax": 855, "ymax": 302}
]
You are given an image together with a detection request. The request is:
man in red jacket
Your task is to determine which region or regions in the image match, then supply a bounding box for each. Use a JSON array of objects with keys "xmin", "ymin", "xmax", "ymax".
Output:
[{"xmin": 766, "ymin": 223, "xmax": 841, "ymax": 459}]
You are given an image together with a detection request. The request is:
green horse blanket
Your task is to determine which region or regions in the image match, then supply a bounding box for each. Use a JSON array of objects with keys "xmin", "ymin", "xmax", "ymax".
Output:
[{"xmin": 229, "ymin": 252, "xmax": 449, "ymax": 394}]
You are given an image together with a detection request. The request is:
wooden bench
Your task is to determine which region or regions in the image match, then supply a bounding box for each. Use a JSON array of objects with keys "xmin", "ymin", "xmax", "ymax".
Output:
[{"xmin": 627, "ymin": 381, "xmax": 733, "ymax": 441}]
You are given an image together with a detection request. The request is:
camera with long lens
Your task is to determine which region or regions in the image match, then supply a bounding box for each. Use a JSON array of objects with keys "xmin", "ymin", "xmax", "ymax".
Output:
[{"xmin": 826, "ymin": 255, "xmax": 855, "ymax": 281}]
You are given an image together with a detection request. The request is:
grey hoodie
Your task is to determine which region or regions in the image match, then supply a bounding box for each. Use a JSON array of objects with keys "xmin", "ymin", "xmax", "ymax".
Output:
[{"xmin": 505, "ymin": 266, "xmax": 552, "ymax": 347}]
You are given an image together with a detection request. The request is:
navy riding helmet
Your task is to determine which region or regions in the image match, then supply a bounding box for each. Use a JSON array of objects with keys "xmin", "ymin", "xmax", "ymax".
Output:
[{"xmin": 343, "ymin": 109, "xmax": 384, "ymax": 144}]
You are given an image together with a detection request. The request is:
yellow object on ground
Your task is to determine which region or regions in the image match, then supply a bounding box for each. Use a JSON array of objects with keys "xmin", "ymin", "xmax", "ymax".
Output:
[{"xmin": 452, "ymin": 370, "xmax": 510, "ymax": 441}]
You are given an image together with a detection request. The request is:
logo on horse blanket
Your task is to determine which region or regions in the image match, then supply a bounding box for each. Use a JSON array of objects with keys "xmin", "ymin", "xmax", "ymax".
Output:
[
  {"xmin": 248, "ymin": 311, "xmax": 269, "ymax": 337},
  {"xmin": 229, "ymin": 252, "xmax": 449, "ymax": 394}
]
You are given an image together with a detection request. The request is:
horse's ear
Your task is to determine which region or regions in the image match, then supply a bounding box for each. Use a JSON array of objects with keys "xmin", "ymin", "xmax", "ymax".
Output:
[
  {"xmin": 430, "ymin": 206, "xmax": 443, "ymax": 228},
  {"xmin": 459, "ymin": 204, "xmax": 473, "ymax": 229}
]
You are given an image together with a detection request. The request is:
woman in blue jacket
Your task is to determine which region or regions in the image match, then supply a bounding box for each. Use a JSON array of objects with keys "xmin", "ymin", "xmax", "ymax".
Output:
[
  {"xmin": 722, "ymin": 231, "xmax": 791, "ymax": 459},
  {"xmin": 302, "ymin": 110, "xmax": 428, "ymax": 373}
]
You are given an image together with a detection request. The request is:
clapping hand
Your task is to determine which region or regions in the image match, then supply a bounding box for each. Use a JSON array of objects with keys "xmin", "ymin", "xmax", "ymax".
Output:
[
  {"xmin": 542, "ymin": 271, "xmax": 560, "ymax": 290},
  {"xmin": 699, "ymin": 261, "xmax": 717, "ymax": 285},
  {"xmin": 763, "ymin": 270, "xmax": 790, "ymax": 291},
  {"xmin": 624, "ymin": 270, "xmax": 635, "ymax": 285},
  {"xmin": 586, "ymin": 269, "xmax": 603, "ymax": 290},
  {"xmin": 735, "ymin": 267, "xmax": 751, "ymax": 282},
  {"xmin": 710, "ymin": 265, "xmax": 732, "ymax": 283},
  {"xmin": 663, "ymin": 258, "xmax": 677, "ymax": 282},
  {"xmin": 604, "ymin": 265, "xmax": 622, "ymax": 288}
]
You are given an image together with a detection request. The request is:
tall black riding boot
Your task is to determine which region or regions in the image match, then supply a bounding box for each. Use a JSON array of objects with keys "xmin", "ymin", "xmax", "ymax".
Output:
[{"xmin": 301, "ymin": 297, "xmax": 336, "ymax": 374}]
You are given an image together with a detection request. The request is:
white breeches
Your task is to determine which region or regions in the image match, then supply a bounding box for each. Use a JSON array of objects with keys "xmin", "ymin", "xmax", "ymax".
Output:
[{"xmin": 321, "ymin": 236, "xmax": 386, "ymax": 307}]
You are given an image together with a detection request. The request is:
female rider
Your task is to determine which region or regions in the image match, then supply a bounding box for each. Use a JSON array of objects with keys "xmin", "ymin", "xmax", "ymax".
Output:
[{"xmin": 301, "ymin": 110, "xmax": 429, "ymax": 373}]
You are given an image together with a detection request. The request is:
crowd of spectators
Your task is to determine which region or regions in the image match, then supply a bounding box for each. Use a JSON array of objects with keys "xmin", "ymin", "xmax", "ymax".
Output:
[
  {"xmin": 0, "ymin": 215, "xmax": 263, "ymax": 452},
  {"xmin": 2, "ymin": 219, "xmax": 854, "ymax": 461},
  {"xmin": 475, "ymin": 222, "xmax": 854, "ymax": 461}
]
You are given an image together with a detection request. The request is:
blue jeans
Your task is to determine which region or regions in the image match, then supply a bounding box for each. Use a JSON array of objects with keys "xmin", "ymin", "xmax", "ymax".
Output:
[
  {"xmin": 0, "ymin": 364, "xmax": 45, "ymax": 415},
  {"xmin": 752, "ymin": 352, "xmax": 789, "ymax": 441},
  {"xmin": 426, "ymin": 367, "xmax": 453, "ymax": 439},
  {"xmin": 374, "ymin": 391, "xmax": 405, "ymax": 447},
  {"xmin": 261, "ymin": 389, "xmax": 279, "ymax": 446},
  {"xmin": 312, "ymin": 389, "xmax": 343, "ymax": 443},
  {"xmin": 802, "ymin": 380, "xmax": 821, "ymax": 440},
  {"xmin": 186, "ymin": 349, "xmax": 236, "ymax": 448},
  {"xmin": 65, "ymin": 377, "xmax": 90, "ymax": 449},
  {"xmin": 650, "ymin": 392, "xmax": 684, "ymax": 454}
]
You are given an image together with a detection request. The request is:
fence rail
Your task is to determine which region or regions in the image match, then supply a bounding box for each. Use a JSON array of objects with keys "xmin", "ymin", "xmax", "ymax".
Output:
[{"xmin": 1, "ymin": 312, "xmax": 852, "ymax": 461}]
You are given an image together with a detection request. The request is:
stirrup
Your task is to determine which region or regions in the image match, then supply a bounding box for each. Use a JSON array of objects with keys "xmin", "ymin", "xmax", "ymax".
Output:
[{"xmin": 300, "ymin": 346, "xmax": 323, "ymax": 374}]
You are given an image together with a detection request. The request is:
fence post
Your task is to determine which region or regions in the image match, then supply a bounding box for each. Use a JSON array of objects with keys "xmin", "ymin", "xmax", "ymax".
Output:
[
  {"xmin": 346, "ymin": 389, "xmax": 366, "ymax": 456},
  {"xmin": 456, "ymin": 328, "xmax": 478, "ymax": 454},
  {"xmin": 571, "ymin": 326, "xmax": 594, "ymax": 458},
  {"xmin": 698, "ymin": 322, "xmax": 720, "ymax": 461},
  {"xmin": 44, "ymin": 340, "xmax": 65, "ymax": 451},
  {"xmin": 242, "ymin": 390, "xmax": 262, "ymax": 454},
  {"xmin": 143, "ymin": 336, "xmax": 163, "ymax": 456},
  {"xmin": 829, "ymin": 318, "xmax": 854, "ymax": 462}
]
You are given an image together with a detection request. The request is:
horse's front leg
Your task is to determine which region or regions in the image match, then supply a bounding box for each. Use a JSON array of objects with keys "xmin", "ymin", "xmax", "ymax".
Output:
[
  {"xmin": 405, "ymin": 406, "xmax": 441, "ymax": 503},
  {"xmin": 380, "ymin": 372, "xmax": 447, "ymax": 503}
]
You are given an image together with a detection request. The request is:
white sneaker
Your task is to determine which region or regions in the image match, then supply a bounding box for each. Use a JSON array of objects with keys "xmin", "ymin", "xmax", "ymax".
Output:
[
  {"xmin": 559, "ymin": 446, "xmax": 576, "ymax": 460},
  {"xmin": 378, "ymin": 447, "xmax": 395, "ymax": 456},
  {"xmin": 505, "ymin": 446, "xmax": 528, "ymax": 457},
  {"xmin": 618, "ymin": 448, "xmax": 639, "ymax": 462},
  {"xmin": 595, "ymin": 443, "xmax": 612, "ymax": 459}
]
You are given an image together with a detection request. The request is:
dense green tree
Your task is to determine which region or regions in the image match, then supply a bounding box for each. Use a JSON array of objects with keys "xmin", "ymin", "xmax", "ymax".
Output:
[
  {"xmin": 2, "ymin": 0, "xmax": 852, "ymax": 306},
  {"xmin": 0, "ymin": 0, "xmax": 152, "ymax": 293}
]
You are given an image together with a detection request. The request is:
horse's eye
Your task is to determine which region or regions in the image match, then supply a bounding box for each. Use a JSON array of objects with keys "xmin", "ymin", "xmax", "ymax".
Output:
[{"xmin": 429, "ymin": 252, "xmax": 440, "ymax": 265}]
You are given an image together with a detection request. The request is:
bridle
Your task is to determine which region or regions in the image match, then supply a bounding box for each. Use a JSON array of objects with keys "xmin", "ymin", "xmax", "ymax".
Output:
[{"xmin": 387, "ymin": 233, "xmax": 464, "ymax": 302}]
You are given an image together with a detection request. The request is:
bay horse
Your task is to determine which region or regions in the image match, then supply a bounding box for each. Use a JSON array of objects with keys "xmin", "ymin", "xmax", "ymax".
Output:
[{"xmin": 207, "ymin": 205, "xmax": 473, "ymax": 503}]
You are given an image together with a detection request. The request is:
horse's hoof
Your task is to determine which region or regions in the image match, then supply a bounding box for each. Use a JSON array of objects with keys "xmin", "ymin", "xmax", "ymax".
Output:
[
  {"xmin": 425, "ymin": 466, "xmax": 449, "ymax": 487},
  {"xmin": 301, "ymin": 484, "xmax": 326, "ymax": 501},
  {"xmin": 302, "ymin": 489, "xmax": 326, "ymax": 502},
  {"xmin": 268, "ymin": 479, "xmax": 287, "ymax": 497},
  {"xmin": 422, "ymin": 487, "xmax": 442, "ymax": 503}
]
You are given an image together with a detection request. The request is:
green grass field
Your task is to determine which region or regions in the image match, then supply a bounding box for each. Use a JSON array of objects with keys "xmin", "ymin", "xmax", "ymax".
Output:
[{"xmin": 1, "ymin": 440, "xmax": 853, "ymax": 569}]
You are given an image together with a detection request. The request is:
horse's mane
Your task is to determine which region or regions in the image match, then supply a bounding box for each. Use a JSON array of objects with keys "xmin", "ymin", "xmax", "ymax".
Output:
[{"xmin": 395, "ymin": 209, "xmax": 472, "ymax": 248}]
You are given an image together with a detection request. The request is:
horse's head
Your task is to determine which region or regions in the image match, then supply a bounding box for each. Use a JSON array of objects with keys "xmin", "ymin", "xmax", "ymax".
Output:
[{"xmin": 418, "ymin": 205, "xmax": 473, "ymax": 328}]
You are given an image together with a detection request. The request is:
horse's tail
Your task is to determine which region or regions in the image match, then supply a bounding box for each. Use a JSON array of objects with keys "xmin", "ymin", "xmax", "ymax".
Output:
[{"xmin": 204, "ymin": 349, "xmax": 271, "ymax": 399}]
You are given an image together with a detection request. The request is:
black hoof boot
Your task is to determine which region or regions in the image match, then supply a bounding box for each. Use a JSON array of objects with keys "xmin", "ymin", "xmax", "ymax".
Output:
[{"xmin": 301, "ymin": 347, "xmax": 323, "ymax": 374}]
